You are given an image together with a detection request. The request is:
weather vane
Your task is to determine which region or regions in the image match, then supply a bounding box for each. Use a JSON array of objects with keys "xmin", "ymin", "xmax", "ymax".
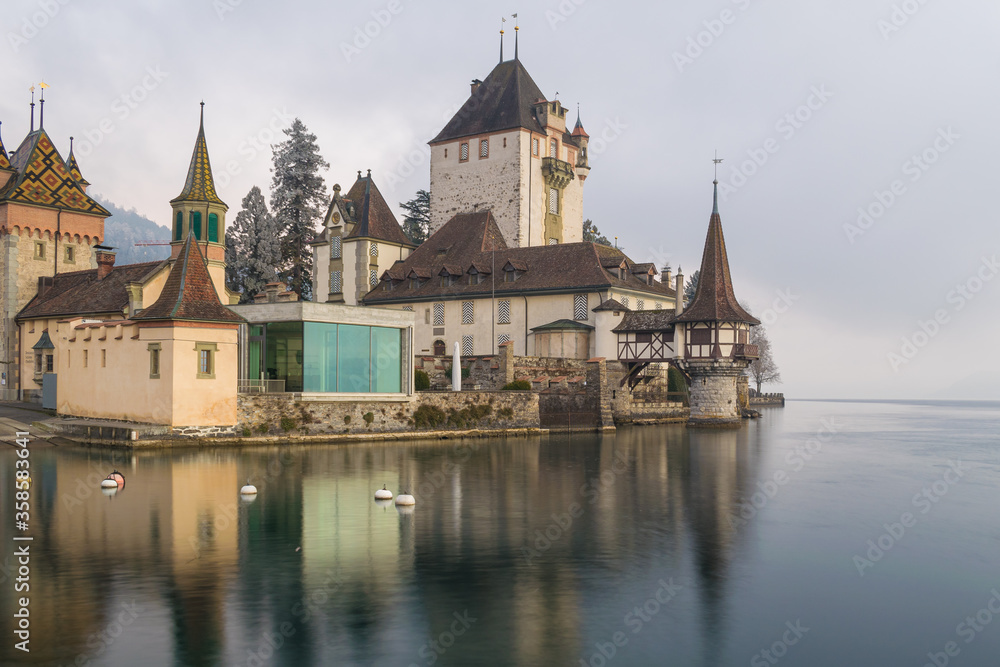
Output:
[{"xmin": 713, "ymin": 150, "xmax": 724, "ymax": 180}]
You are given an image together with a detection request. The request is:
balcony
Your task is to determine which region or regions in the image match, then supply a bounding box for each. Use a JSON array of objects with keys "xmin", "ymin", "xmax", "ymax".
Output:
[
  {"xmin": 733, "ymin": 344, "xmax": 760, "ymax": 359},
  {"xmin": 541, "ymin": 157, "xmax": 575, "ymax": 189}
]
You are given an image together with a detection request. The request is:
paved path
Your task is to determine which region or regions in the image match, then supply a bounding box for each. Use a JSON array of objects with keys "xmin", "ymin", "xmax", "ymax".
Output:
[{"xmin": 0, "ymin": 401, "xmax": 63, "ymax": 448}]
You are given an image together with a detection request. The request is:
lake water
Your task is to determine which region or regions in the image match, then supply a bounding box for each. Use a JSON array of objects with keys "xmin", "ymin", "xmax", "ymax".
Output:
[{"xmin": 2, "ymin": 399, "xmax": 999, "ymax": 667}]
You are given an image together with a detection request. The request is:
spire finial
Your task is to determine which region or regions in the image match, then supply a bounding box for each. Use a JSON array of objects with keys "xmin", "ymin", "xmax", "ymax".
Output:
[
  {"xmin": 199, "ymin": 100, "xmax": 205, "ymax": 128},
  {"xmin": 69, "ymin": 136, "xmax": 74, "ymax": 152},
  {"xmin": 712, "ymin": 151, "xmax": 723, "ymax": 215},
  {"xmin": 29, "ymin": 85, "xmax": 35, "ymax": 132},
  {"xmin": 499, "ymin": 16, "xmax": 506, "ymax": 63},
  {"xmin": 713, "ymin": 150, "xmax": 723, "ymax": 180},
  {"xmin": 512, "ymin": 14, "xmax": 519, "ymax": 60},
  {"xmin": 39, "ymin": 81, "xmax": 48, "ymax": 129}
]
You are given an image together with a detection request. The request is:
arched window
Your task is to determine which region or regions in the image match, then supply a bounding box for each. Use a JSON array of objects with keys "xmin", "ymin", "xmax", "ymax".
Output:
[
  {"xmin": 174, "ymin": 211, "xmax": 183, "ymax": 240},
  {"xmin": 191, "ymin": 211, "xmax": 202, "ymax": 240},
  {"xmin": 208, "ymin": 213, "xmax": 219, "ymax": 242}
]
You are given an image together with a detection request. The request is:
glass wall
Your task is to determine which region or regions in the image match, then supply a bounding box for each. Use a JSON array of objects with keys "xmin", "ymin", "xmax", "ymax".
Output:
[{"xmin": 254, "ymin": 321, "xmax": 403, "ymax": 393}]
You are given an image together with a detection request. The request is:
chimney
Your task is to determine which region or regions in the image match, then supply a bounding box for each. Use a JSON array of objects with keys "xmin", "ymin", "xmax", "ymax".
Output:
[
  {"xmin": 470, "ymin": 79, "xmax": 483, "ymax": 95},
  {"xmin": 661, "ymin": 268, "xmax": 672, "ymax": 286},
  {"xmin": 96, "ymin": 250, "xmax": 116, "ymax": 280},
  {"xmin": 675, "ymin": 267, "xmax": 684, "ymax": 316},
  {"xmin": 265, "ymin": 282, "xmax": 281, "ymax": 303},
  {"xmin": 37, "ymin": 276, "xmax": 53, "ymax": 298}
]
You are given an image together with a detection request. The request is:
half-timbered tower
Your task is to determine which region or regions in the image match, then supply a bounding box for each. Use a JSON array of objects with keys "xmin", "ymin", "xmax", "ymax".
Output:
[{"xmin": 672, "ymin": 181, "xmax": 759, "ymax": 425}]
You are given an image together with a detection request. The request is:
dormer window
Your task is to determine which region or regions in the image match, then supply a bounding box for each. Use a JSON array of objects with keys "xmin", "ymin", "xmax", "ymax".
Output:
[{"xmin": 410, "ymin": 277, "xmax": 421, "ymax": 290}]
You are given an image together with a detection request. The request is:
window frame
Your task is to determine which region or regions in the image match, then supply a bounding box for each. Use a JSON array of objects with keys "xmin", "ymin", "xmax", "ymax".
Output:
[
  {"xmin": 479, "ymin": 138, "xmax": 489, "ymax": 159},
  {"xmin": 459, "ymin": 142, "xmax": 470, "ymax": 162},
  {"xmin": 148, "ymin": 343, "xmax": 161, "ymax": 379},
  {"xmin": 195, "ymin": 342, "xmax": 217, "ymax": 379}
]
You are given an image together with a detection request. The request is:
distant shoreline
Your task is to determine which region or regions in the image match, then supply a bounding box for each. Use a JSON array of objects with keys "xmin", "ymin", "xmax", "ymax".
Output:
[{"xmin": 788, "ymin": 398, "xmax": 1000, "ymax": 407}]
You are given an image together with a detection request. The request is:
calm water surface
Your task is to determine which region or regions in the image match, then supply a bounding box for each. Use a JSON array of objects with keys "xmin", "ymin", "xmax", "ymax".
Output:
[{"xmin": 2, "ymin": 400, "xmax": 999, "ymax": 666}]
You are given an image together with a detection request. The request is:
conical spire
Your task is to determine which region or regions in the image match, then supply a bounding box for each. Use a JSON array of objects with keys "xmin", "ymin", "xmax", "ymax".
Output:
[
  {"xmin": 65, "ymin": 136, "xmax": 89, "ymax": 187},
  {"xmin": 171, "ymin": 103, "xmax": 225, "ymax": 206},
  {"xmin": 572, "ymin": 106, "xmax": 589, "ymax": 137},
  {"xmin": 672, "ymin": 181, "xmax": 758, "ymax": 325}
]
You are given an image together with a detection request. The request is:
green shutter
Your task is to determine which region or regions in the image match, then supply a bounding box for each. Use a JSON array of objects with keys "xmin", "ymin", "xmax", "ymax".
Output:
[
  {"xmin": 174, "ymin": 211, "xmax": 183, "ymax": 240},
  {"xmin": 208, "ymin": 213, "xmax": 219, "ymax": 243},
  {"xmin": 191, "ymin": 211, "xmax": 202, "ymax": 240}
]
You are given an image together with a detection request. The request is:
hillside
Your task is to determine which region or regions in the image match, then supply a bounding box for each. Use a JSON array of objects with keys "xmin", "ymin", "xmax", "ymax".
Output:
[{"xmin": 93, "ymin": 195, "xmax": 171, "ymax": 265}]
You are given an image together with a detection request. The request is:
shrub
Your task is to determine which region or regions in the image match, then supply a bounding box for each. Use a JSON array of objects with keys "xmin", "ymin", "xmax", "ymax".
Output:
[
  {"xmin": 667, "ymin": 366, "xmax": 688, "ymax": 394},
  {"xmin": 415, "ymin": 369, "xmax": 430, "ymax": 391},
  {"xmin": 241, "ymin": 426, "xmax": 252, "ymax": 437},
  {"xmin": 255, "ymin": 423, "xmax": 269, "ymax": 434},
  {"xmin": 280, "ymin": 416, "xmax": 297, "ymax": 432},
  {"xmin": 344, "ymin": 414, "xmax": 352, "ymax": 424},
  {"xmin": 502, "ymin": 380, "xmax": 532, "ymax": 390},
  {"xmin": 412, "ymin": 404, "xmax": 446, "ymax": 429},
  {"xmin": 498, "ymin": 407, "xmax": 514, "ymax": 418},
  {"xmin": 444, "ymin": 366, "xmax": 471, "ymax": 380},
  {"xmin": 363, "ymin": 411, "xmax": 374, "ymax": 426}
]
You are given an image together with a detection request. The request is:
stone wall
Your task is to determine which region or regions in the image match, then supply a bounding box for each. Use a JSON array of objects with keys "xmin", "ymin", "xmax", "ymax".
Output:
[
  {"xmin": 237, "ymin": 390, "xmax": 538, "ymax": 436},
  {"xmin": 677, "ymin": 359, "xmax": 749, "ymax": 426}
]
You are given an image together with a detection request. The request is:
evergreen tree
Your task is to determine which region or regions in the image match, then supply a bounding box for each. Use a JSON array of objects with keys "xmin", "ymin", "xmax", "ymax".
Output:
[
  {"xmin": 270, "ymin": 119, "xmax": 329, "ymax": 300},
  {"xmin": 225, "ymin": 186, "xmax": 282, "ymax": 303},
  {"xmin": 684, "ymin": 269, "xmax": 701, "ymax": 304},
  {"xmin": 399, "ymin": 189, "xmax": 431, "ymax": 244},
  {"xmin": 582, "ymin": 219, "xmax": 612, "ymax": 245}
]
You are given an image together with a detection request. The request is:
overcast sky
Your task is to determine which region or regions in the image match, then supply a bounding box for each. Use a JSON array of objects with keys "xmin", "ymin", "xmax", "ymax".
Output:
[{"xmin": 2, "ymin": 0, "xmax": 997, "ymax": 400}]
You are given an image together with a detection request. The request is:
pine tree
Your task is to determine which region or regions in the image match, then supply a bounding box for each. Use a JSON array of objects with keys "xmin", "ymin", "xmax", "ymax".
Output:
[
  {"xmin": 225, "ymin": 186, "xmax": 282, "ymax": 303},
  {"xmin": 684, "ymin": 269, "xmax": 701, "ymax": 304},
  {"xmin": 582, "ymin": 219, "xmax": 611, "ymax": 245},
  {"xmin": 270, "ymin": 119, "xmax": 329, "ymax": 300},
  {"xmin": 400, "ymin": 189, "xmax": 431, "ymax": 244}
]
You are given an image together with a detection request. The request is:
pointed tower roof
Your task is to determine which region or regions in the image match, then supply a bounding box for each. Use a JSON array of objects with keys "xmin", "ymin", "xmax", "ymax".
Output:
[
  {"xmin": 170, "ymin": 104, "xmax": 226, "ymax": 207},
  {"xmin": 431, "ymin": 59, "xmax": 547, "ymax": 144},
  {"xmin": 571, "ymin": 111, "xmax": 589, "ymax": 138},
  {"xmin": 0, "ymin": 122, "xmax": 11, "ymax": 171},
  {"xmin": 133, "ymin": 232, "xmax": 243, "ymax": 323},
  {"xmin": 672, "ymin": 182, "xmax": 759, "ymax": 325},
  {"xmin": 65, "ymin": 137, "xmax": 89, "ymax": 187},
  {"xmin": 341, "ymin": 171, "xmax": 414, "ymax": 246},
  {"xmin": 0, "ymin": 128, "xmax": 110, "ymax": 216}
]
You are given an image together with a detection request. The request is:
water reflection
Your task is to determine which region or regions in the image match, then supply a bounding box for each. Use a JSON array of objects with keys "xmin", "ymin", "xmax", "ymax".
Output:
[{"xmin": 1, "ymin": 425, "xmax": 766, "ymax": 666}]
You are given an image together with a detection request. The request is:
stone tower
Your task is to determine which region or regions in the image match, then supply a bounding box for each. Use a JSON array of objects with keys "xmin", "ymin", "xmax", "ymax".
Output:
[
  {"xmin": 428, "ymin": 55, "xmax": 589, "ymax": 248},
  {"xmin": 0, "ymin": 113, "xmax": 110, "ymax": 400},
  {"xmin": 169, "ymin": 104, "xmax": 229, "ymax": 300},
  {"xmin": 672, "ymin": 181, "xmax": 760, "ymax": 426}
]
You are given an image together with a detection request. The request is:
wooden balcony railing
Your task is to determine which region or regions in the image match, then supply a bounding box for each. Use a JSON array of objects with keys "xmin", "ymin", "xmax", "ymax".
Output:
[{"xmin": 733, "ymin": 344, "xmax": 760, "ymax": 359}]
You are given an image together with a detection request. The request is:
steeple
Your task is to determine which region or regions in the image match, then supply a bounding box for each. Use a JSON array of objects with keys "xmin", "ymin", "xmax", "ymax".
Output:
[
  {"xmin": 672, "ymin": 182, "xmax": 758, "ymax": 325},
  {"xmin": 66, "ymin": 136, "xmax": 90, "ymax": 190},
  {"xmin": 169, "ymin": 104, "xmax": 229, "ymax": 283}
]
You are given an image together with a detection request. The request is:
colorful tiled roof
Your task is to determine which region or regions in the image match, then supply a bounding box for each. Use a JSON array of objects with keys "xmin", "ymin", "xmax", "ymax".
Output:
[
  {"xmin": 342, "ymin": 173, "xmax": 413, "ymax": 245},
  {"xmin": 364, "ymin": 211, "xmax": 677, "ymax": 304},
  {"xmin": 65, "ymin": 139, "xmax": 89, "ymax": 187},
  {"xmin": 672, "ymin": 183, "xmax": 759, "ymax": 325},
  {"xmin": 0, "ymin": 129, "xmax": 110, "ymax": 216},
  {"xmin": 170, "ymin": 107, "xmax": 225, "ymax": 206},
  {"xmin": 17, "ymin": 261, "xmax": 165, "ymax": 320},
  {"xmin": 431, "ymin": 59, "xmax": 547, "ymax": 144},
  {"xmin": 572, "ymin": 113, "xmax": 589, "ymax": 138},
  {"xmin": 0, "ymin": 122, "xmax": 10, "ymax": 170},
  {"xmin": 133, "ymin": 233, "xmax": 243, "ymax": 323}
]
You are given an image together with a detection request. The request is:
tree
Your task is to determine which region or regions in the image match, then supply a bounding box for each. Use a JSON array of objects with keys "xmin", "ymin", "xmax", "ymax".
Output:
[
  {"xmin": 684, "ymin": 269, "xmax": 700, "ymax": 304},
  {"xmin": 225, "ymin": 186, "xmax": 282, "ymax": 303},
  {"xmin": 583, "ymin": 219, "xmax": 611, "ymax": 245},
  {"xmin": 747, "ymin": 325, "xmax": 782, "ymax": 393},
  {"xmin": 400, "ymin": 189, "xmax": 430, "ymax": 244},
  {"xmin": 270, "ymin": 118, "xmax": 329, "ymax": 300}
]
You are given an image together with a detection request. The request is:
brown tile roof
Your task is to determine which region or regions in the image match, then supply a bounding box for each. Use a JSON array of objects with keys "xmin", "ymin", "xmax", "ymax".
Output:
[
  {"xmin": 133, "ymin": 233, "xmax": 244, "ymax": 323},
  {"xmin": 593, "ymin": 298, "xmax": 628, "ymax": 312},
  {"xmin": 363, "ymin": 211, "xmax": 678, "ymax": 304},
  {"xmin": 612, "ymin": 310, "xmax": 678, "ymax": 333},
  {"xmin": 170, "ymin": 109, "xmax": 225, "ymax": 207},
  {"xmin": 341, "ymin": 173, "xmax": 413, "ymax": 246},
  {"xmin": 431, "ymin": 59, "xmax": 547, "ymax": 144},
  {"xmin": 673, "ymin": 184, "xmax": 759, "ymax": 325},
  {"xmin": 17, "ymin": 260, "xmax": 165, "ymax": 320}
]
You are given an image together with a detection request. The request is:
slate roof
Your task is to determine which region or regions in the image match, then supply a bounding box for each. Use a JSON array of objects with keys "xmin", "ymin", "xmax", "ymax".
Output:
[
  {"xmin": 0, "ymin": 129, "xmax": 110, "ymax": 216},
  {"xmin": 363, "ymin": 211, "xmax": 678, "ymax": 304},
  {"xmin": 170, "ymin": 107, "xmax": 226, "ymax": 207},
  {"xmin": 431, "ymin": 59, "xmax": 547, "ymax": 144},
  {"xmin": 672, "ymin": 183, "xmax": 759, "ymax": 325},
  {"xmin": 17, "ymin": 261, "xmax": 165, "ymax": 320},
  {"xmin": 612, "ymin": 310, "xmax": 678, "ymax": 333},
  {"xmin": 571, "ymin": 113, "xmax": 589, "ymax": 138},
  {"xmin": 133, "ymin": 233, "xmax": 244, "ymax": 323},
  {"xmin": 342, "ymin": 173, "xmax": 413, "ymax": 245}
]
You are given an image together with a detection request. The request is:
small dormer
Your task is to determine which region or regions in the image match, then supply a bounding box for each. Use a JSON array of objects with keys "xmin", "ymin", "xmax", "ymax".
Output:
[
  {"xmin": 502, "ymin": 259, "xmax": 528, "ymax": 283},
  {"xmin": 407, "ymin": 268, "xmax": 430, "ymax": 290},
  {"xmin": 439, "ymin": 265, "xmax": 463, "ymax": 287},
  {"xmin": 467, "ymin": 262, "xmax": 491, "ymax": 285}
]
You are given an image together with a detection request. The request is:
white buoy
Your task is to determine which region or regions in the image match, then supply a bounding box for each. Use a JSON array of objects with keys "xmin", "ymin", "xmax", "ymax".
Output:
[
  {"xmin": 101, "ymin": 478, "xmax": 118, "ymax": 489},
  {"xmin": 375, "ymin": 485, "xmax": 393, "ymax": 500},
  {"xmin": 395, "ymin": 493, "xmax": 415, "ymax": 506},
  {"xmin": 101, "ymin": 486, "xmax": 118, "ymax": 497},
  {"xmin": 240, "ymin": 478, "xmax": 257, "ymax": 495}
]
